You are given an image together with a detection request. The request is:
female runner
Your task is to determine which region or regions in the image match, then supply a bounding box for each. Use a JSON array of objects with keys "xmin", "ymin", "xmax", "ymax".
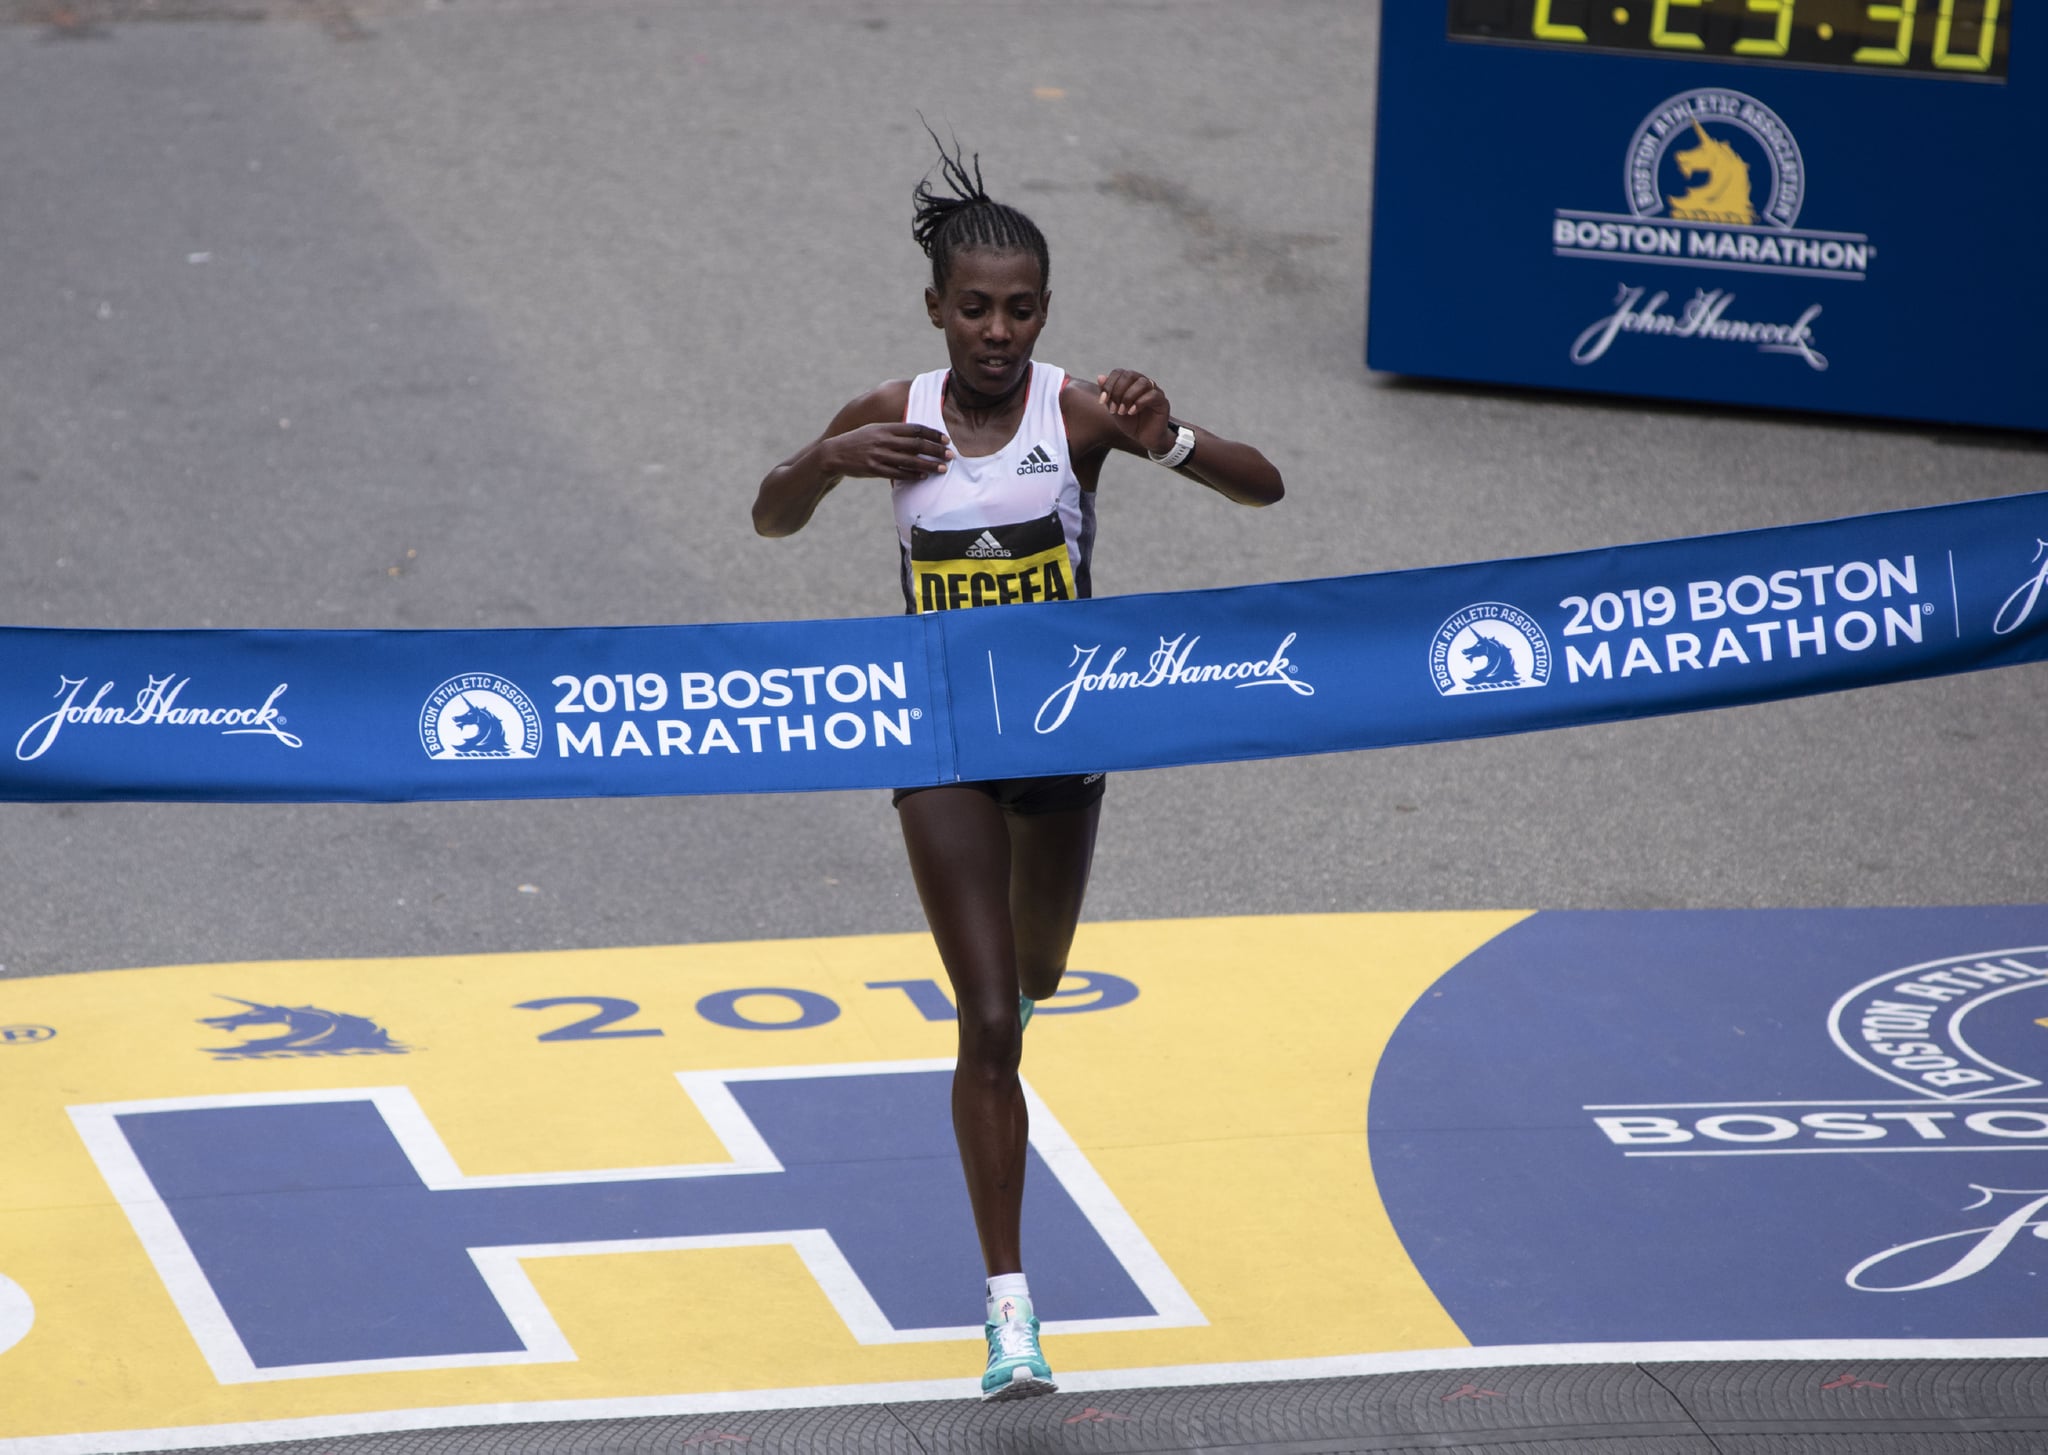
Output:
[{"xmin": 752, "ymin": 141, "xmax": 1283, "ymax": 1400}]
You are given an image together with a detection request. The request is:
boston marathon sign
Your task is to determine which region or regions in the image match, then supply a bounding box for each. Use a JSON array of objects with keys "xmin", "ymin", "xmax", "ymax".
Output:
[{"xmin": 2, "ymin": 492, "xmax": 2045, "ymax": 802}]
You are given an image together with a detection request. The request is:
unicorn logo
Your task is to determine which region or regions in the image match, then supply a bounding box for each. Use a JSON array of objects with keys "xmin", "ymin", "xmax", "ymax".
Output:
[
  {"xmin": 199, "ymin": 997, "xmax": 410, "ymax": 1059},
  {"xmin": 445, "ymin": 695, "xmax": 508, "ymax": 754},
  {"xmin": 1624, "ymin": 89, "xmax": 1804, "ymax": 232},
  {"xmin": 1460, "ymin": 629, "xmax": 1525, "ymax": 688},
  {"xmin": 1668, "ymin": 121, "xmax": 1756, "ymax": 225},
  {"xmin": 419, "ymin": 673, "xmax": 541, "ymax": 760},
  {"xmin": 1430, "ymin": 602, "xmax": 1551, "ymax": 697}
]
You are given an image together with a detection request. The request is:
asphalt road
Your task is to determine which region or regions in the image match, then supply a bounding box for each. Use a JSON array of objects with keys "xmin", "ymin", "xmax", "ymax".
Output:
[
  {"xmin": 0, "ymin": 1, "xmax": 2041, "ymax": 976},
  {"xmin": 4, "ymin": 5, "xmax": 2046, "ymax": 1453}
]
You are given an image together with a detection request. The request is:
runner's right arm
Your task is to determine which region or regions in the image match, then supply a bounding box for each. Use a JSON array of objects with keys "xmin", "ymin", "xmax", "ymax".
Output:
[{"xmin": 752, "ymin": 382, "xmax": 948, "ymax": 537}]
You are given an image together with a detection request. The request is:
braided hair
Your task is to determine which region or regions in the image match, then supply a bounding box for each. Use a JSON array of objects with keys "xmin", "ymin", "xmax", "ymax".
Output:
[{"xmin": 911, "ymin": 127, "xmax": 1049, "ymax": 292}]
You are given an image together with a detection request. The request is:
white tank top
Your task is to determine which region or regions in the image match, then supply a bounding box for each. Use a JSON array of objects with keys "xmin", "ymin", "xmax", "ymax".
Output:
[{"xmin": 892, "ymin": 361, "xmax": 1095, "ymax": 614}]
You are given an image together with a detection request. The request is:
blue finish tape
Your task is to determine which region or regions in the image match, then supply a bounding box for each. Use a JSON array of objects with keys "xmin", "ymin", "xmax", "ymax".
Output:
[{"xmin": 5, "ymin": 493, "xmax": 2046, "ymax": 802}]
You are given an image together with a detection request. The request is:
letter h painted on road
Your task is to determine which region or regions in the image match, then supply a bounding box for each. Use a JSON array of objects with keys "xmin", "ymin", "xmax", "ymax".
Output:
[{"xmin": 70, "ymin": 1061, "xmax": 1201, "ymax": 1381}]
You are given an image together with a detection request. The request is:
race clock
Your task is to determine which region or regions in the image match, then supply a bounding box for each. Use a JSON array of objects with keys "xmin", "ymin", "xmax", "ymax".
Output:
[
  {"xmin": 1449, "ymin": 0, "xmax": 2008, "ymax": 79},
  {"xmin": 1367, "ymin": 2, "xmax": 2041, "ymax": 430}
]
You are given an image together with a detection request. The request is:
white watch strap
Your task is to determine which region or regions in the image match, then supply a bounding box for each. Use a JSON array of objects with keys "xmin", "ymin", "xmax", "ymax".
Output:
[{"xmin": 1150, "ymin": 424, "xmax": 1196, "ymax": 469}]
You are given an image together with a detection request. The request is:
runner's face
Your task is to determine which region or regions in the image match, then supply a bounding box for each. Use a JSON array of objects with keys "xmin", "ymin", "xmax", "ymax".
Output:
[{"xmin": 925, "ymin": 248, "xmax": 1048, "ymax": 402}]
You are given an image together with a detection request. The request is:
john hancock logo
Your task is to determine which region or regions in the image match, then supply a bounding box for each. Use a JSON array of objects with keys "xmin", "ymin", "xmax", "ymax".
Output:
[
  {"xmin": 200, "ymin": 996, "xmax": 410, "ymax": 1059},
  {"xmin": 1993, "ymin": 538, "xmax": 2048, "ymax": 637},
  {"xmin": 1431, "ymin": 603, "xmax": 1552, "ymax": 696},
  {"xmin": 419, "ymin": 673, "xmax": 541, "ymax": 760},
  {"xmin": 16, "ymin": 673, "xmax": 300, "ymax": 762}
]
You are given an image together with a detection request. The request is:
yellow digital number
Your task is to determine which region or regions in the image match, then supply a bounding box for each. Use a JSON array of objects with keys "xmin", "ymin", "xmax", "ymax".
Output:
[
  {"xmin": 1932, "ymin": 0, "xmax": 1999, "ymax": 69},
  {"xmin": 1733, "ymin": 0, "xmax": 1797, "ymax": 55},
  {"xmin": 1854, "ymin": 0, "xmax": 1918, "ymax": 64},
  {"xmin": 1532, "ymin": 0, "xmax": 1590, "ymax": 41},
  {"xmin": 1651, "ymin": 0, "xmax": 1707, "ymax": 48}
]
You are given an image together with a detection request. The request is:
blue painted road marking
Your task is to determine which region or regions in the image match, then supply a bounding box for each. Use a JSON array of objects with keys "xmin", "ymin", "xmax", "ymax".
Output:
[
  {"xmin": 1371, "ymin": 907, "xmax": 2048, "ymax": 1345},
  {"xmin": 82, "ymin": 1064, "xmax": 1174, "ymax": 1379}
]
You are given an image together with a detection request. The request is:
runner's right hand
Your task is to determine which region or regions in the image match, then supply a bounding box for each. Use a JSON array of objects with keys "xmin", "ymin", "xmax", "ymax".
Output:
[{"xmin": 829, "ymin": 423, "xmax": 951, "ymax": 480}]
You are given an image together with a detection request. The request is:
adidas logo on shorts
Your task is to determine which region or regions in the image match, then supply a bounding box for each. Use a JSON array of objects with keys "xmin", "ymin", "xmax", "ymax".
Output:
[
  {"xmin": 1015, "ymin": 444, "xmax": 1059, "ymax": 476},
  {"xmin": 964, "ymin": 530, "xmax": 1012, "ymax": 559}
]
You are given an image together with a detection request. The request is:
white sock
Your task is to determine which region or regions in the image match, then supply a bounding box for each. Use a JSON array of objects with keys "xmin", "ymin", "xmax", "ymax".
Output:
[{"xmin": 986, "ymin": 1272, "xmax": 1031, "ymax": 1322}]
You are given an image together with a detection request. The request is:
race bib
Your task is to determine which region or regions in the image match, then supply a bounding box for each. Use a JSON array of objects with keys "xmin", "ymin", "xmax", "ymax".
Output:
[{"xmin": 909, "ymin": 513, "xmax": 1074, "ymax": 614}]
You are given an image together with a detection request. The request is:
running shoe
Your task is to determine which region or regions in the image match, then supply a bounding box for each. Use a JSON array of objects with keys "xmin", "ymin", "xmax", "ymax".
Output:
[
  {"xmin": 1019, "ymin": 994, "xmax": 1035, "ymax": 1032},
  {"xmin": 980, "ymin": 1295, "xmax": 1055, "ymax": 1400}
]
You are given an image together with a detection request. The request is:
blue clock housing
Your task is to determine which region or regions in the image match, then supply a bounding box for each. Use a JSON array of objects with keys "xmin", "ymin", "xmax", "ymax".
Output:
[{"xmin": 1367, "ymin": 3, "xmax": 2042, "ymax": 430}]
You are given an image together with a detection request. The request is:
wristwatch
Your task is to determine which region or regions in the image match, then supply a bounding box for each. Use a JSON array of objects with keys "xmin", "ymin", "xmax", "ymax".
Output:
[{"xmin": 1149, "ymin": 421, "xmax": 1196, "ymax": 469}]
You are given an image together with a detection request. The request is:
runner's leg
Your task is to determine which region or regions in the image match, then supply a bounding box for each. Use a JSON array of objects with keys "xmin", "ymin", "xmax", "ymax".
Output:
[
  {"xmin": 1007, "ymin": 800, "xmax": 1101, "ymax": 1004},
  {"xmin": 897, "ymin": 786, "xmax": 1028, "ymax": 1276}
]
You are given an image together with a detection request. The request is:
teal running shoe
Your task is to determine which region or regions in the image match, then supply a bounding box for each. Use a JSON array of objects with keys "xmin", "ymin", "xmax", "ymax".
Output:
[
  {"xmin": 980, "ymin": 1295, "xmax": 1056, "ymax": 1401},
  {"xmin": 1019, "ymin": 994, "xmax": 1035, "ymax": 1032}
]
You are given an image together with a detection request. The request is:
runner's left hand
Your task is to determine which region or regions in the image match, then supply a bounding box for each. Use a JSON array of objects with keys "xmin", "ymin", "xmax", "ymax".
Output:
[{"xmin": 1097, "ymin": 370, "xmax": 1173, "ymax": 454}]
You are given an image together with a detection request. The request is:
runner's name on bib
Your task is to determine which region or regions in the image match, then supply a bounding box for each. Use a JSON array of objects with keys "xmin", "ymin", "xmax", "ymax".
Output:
[{"xmin": 910, "ymin": 514, "xmax": 1074, "ymax": 614}]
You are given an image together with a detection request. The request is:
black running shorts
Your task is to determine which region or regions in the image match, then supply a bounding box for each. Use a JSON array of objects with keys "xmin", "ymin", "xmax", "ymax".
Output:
[{"xmin": 892, "ymin": 772, "xmax": 1106, "ymax": 816}]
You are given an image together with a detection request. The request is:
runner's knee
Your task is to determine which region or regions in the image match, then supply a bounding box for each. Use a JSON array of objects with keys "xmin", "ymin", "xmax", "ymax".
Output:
[{"xmin": 956, "ymin": 997, "xmax": 1023, "ymax": 1073}]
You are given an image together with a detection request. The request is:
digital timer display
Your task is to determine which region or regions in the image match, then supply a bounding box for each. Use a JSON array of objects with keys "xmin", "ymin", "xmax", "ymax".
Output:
[{"xmin": 1448, "ymin": 0, "xmax": 2008, "ymax": 79}]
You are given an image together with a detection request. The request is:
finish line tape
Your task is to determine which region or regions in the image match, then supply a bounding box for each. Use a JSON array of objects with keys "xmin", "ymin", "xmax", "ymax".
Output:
[{"xmin": 5, "ymin": 493, "xmax": 2046, "ymax": 803}]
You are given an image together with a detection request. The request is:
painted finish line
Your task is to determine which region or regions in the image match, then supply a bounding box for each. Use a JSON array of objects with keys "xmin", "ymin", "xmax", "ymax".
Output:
[
  {"xmin": 3, "ymin": 908, "xmax": 2046, "ymax": 1454},
  {"xmin": 4, "ymin": 492, "xmax": 2046, "ymax": 801}
]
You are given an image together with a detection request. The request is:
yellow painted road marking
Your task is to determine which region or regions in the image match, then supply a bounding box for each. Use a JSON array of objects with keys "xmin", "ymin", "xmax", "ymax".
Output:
[{"xmin": 0, "ymin": 911, "xmax": 1526, "ymax": 1445}]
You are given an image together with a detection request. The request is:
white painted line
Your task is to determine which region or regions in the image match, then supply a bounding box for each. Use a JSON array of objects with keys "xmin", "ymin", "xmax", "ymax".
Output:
[
  {"xmin": 1018, "ymin": 1078, "xmax": 1206, "ymax": 1336},
  {"xmin": 9, "ymin": 1338, "xmax": 2048, "ymax": 1455},
  {"xmin": 0, "ymin": 1274, "xmax": 31, "ymax": 1359},
  {"xmin": 67, "ymin": 1098, "xmax": 266, "ymax": 1386},
  {"xmin": 1584, "ymin": 1097, "xmax": 2048, "ymax": 1110},
  {"xmin": 987, "ymin": 651, "xmax": 1002, "ymax": 734},
  {"xmin": 679, "ymin": 1060, "xmax": 1204, "ymax": 1338},
  {"xmin": 1625, "ymin": 1145, "xmax": 2048, "ymax": 1158}
]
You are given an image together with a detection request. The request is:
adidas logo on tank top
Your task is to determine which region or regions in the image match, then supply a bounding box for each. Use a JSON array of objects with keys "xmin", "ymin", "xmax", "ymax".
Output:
[
  {"xmin": 965, "ymin": 530, "xmax": 1012, "ymax": 559},
  {"xmin": 1015, "ymin": 444, "xmax": 1058, "ymax": 476}
]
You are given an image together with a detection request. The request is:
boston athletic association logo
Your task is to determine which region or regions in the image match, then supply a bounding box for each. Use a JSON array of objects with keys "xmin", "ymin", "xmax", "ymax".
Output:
[
  {"xmin": 1594, "ymin": 939, "xmax": 2048, "ymax": 1297},
  {"xmin": 419, "ymin": 673, "xmax": 541, "ymax": 760},
  {"xmin": 1557, "ymin": 89, "xmax": 1871, "ymax": 372},
  {"xmin": 1430, "ymin": 603, "xmax": 1551, "ymax": 696},
  {"xmin": 1624, "ymin": 88, "xmax": 1805, "ymax": 233}
]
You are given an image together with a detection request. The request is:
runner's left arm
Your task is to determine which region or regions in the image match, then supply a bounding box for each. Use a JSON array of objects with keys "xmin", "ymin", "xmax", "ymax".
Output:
[{"xmin": 1082, "ymin": 369, "xmax": 1284, "ymax": 507}]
